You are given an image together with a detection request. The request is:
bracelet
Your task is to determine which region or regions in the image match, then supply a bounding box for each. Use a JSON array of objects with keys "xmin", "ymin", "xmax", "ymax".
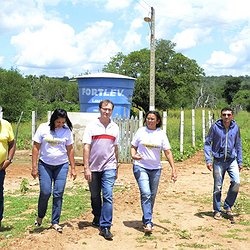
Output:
[{"xmin": 7, "ymin": 158, "xmax": 13, "ymax": 163}]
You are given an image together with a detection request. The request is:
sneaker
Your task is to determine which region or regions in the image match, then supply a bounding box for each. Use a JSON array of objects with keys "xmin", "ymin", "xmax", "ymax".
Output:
[
  {"xmin": 213, "ymin": 211, "xmax": 222, "ymax": 220},
  {"xmin": 52, "ymin": 224, "xmax": 63, "ymax": 233},
  {"xmin": 143, "ymin": 224, "xmax": 153, "ymax": 233},
  {"xmin": 34, "ymin": 217, "xmax": 43, "ymax": 226},
  {"xmin": 99, "ymin": 227, "xmax": 113, "ymax": 240},
  {"xmin": 92, "ymin": 217, "xmax": 100, "ymax": 227},
  {"xmin": 225, "ymin": 209, "xmax": 235, "ymax": 223},
  {"xmin": 225, "ymin": 209, "xmax": 233, "ymax": 218}
]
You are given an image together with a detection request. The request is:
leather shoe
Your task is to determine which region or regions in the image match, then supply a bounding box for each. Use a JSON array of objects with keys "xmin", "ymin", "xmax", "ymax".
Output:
[
  {"xmin": 100, "ymin": 227, "xmax": 113, "ymax": 240},
  {"xmin": 92, "ymin": 217, "xmax": 100, "ymax": 227}
]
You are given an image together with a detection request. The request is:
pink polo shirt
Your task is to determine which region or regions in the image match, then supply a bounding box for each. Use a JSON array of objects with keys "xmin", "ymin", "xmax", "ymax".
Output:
[{"xmin": 83, "ymin": 118, "xmax": 119, "ymax": 172}]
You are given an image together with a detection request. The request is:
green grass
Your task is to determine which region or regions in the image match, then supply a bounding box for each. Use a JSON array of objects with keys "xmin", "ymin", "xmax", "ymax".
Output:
[
  {"xmin": 176, "ymin": 229, "xmax": 192, "ymax": 239},
  {"xmin": 176, "ymin": 243, "xmax": 222, "ymax": 249},
  {"xmin": 220, "ymin": 233, "xmax": 248, "ymax": 241},
  {"xmin": 234, "ymin": 111, "xmax": 250, "ymax": 168},
  {"xmin": 167, "ymin": 109, "xmax": 250, "ymax": 164},
  {"xmin": 0, "ymin": 185, "xmax": 90, "ymax": 247},
  {"xmin": 11, "ymin": 109, "xmax": 250, "ymax": 165},
  {"xmin": 176, "ymin": 242, "xmax": 216, "ymax": 249}
]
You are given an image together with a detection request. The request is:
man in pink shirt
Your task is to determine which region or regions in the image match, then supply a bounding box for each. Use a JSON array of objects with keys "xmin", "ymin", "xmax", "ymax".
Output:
[{"xmin": 83, "ymin": 100, "xmax": 119, "ymax": 240}]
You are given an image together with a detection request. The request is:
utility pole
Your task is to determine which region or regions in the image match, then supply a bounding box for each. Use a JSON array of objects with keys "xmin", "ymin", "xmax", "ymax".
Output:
[{"xmin": 144, "ymin": 7, "xmax": 155, "ymax": 111}]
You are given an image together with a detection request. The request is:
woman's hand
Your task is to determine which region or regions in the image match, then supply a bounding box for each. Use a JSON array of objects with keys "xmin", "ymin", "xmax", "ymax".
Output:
[
  {"xmin": 132, "ymin": 153, "xmax": 142, "ymax": 160},
  {"xmin": 31, "ymin": 167, "xmax": 38, "ymax": 179},
  {"xmin": 71, "ymin": 168, "xmax": 77, "ymax": 180},
  {"xmin": 171, "ymin": 169, "xmax": 177, "ymax": 182}
]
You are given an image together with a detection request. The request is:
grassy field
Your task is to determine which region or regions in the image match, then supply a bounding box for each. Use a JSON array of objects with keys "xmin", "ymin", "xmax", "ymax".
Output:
[
  {"xmin": 0, "ymin": 182, "xmax": 91, "ymax": 247},
  {"xmin": 166, "ymin": 109, "xmax": 250, "ymax": 166},
  {"xmin": 12, "ymin": 109, "xmax": 250, "ymax": 166}
]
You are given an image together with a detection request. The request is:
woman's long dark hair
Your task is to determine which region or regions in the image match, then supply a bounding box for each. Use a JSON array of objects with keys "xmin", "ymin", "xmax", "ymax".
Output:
[
  {"xmin": 144, "ymin": 110, "xmax": 162, "ymax": 128},
  {"xmin": 49, "ymin": 108, "xmax": 73, "ymax": 131}
]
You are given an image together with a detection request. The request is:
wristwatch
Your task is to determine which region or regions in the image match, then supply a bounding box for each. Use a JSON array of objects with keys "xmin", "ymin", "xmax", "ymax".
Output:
[{"xmin": 7, "ymin": 158, "xmax": 13, "ymax": 163}]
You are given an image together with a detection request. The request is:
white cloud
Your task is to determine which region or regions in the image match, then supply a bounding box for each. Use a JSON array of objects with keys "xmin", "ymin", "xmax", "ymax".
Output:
[
  {"xmin": 204, "ymin": 24, "xmax": 250, "ymax": 75},
  {"xmin": 122, "ymin": 18, "xmax": 143, "ymax": 51},
  {"xmin": 105, "ymin": 0, "xmax": 133, "ymax": 11},
  {"xmin": 11, "ymin": 20, "xmax": 80, "ymax": 68},
  {"xmin": 76, "ymin": 20, "xmax": 120, "ymax": 62},
  {"xmin": 1, "ymin": 0, "xmax": 250, "ymax": 76},
  {"xmin": 0, "ymin": 0, "xmax": 50, "ymax": 33},
  {"xmin": 0, "ymin": 56, "xmax": 4, "ymax": 66},
  {"xmin": 172, "ymin": 28, "xmax": 211, "ymax": 50},
  {"xmin": 229, "ymin": 27, "xmax": 250, "ymax": 59},
  {"xmin": 206, "ymin": 51, "xmax": 237, "ymax": 68},
  {"xmin": 10, "ymin": 19, "xmax": 121, "ymax": 76}
]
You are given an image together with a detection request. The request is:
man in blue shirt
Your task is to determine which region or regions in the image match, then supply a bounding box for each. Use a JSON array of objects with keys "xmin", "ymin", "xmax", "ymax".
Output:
[{"xmin": 204, "ymin": 107, "xmax": 242, "ymax": 222}]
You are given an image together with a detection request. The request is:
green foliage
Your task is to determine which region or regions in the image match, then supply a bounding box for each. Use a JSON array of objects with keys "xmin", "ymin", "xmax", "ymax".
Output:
[
  {"xmin": 223, "ymin": 77, "xmax": 242, "ymax": 104},
  {"xmin": 103, "ymin": 39, "xmax": 204, "ymax": 111},
  {"xmin": 12, "ymin": 121, "xmax": 32, "ymax": 150},
  {"xmin": 177, "ymin": 229, "xmax": 192, "ymax": 239},
  {"xmin": 20, "ymin": 178, "xmax": 29, "ymax": 193},
  {"xmin": 165, "ymin": 109, "xmax": 204, "ymax": 161},
  {"xmin": 0, "ymin": 68, "xmax": 32, "ymax": 122},
  {"xmin": 232, "ymin": 89, "xmax": 250, "ymax": 110},
  {"xmin": 26, "ymin": 75, "xmax": 79, "ymax": 119},
  {"xmin": 233, "ymin": 111, "xmax": 250, "ymax": 167},
  {"xmin": 0, "ymin": 185, "xmax": 90, "ymax": 245}
]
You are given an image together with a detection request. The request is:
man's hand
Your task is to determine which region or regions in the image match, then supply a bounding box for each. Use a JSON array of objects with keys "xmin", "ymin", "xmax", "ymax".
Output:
[
  {"xmin": 84, "ymin": 168, "xmax": 92, "ymax": 182},
  {"xmin": 206, "ymin": 163, "xmax": 213, "ymax": 171}
]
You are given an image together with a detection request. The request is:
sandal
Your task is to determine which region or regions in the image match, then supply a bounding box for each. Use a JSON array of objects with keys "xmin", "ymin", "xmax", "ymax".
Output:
[
  {"xmin": 34, "ymin": 217, "xmax": 43, "ymax": 227},
  {"xmin": 52, "ymin": 224, "xmax": 63, "ymax": 233}
]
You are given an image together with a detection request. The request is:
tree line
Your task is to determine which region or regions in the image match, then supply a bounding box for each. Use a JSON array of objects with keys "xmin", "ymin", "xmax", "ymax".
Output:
[{"xmin": 1, "ymin": 39, "xmax": 250, "ymax": 122}]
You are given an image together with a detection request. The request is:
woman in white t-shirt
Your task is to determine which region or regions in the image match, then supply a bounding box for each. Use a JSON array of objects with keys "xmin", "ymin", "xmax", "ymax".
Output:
[
  {"xmin": 31, "ymin": 109, "xmax": 77, "ymax": 233},
  {"xmin": 131, "ymin": 111, "xmax": 177, "ymax": 234}
]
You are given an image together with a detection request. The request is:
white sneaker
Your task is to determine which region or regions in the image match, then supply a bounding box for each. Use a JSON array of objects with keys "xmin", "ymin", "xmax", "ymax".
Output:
[
  {"xmin": 143, "ymin": 224, "xmax": 153, "ymax": 233},
  {"xmin": 34, "ymin": 217, "xmax": 43, "ymax": 226}
]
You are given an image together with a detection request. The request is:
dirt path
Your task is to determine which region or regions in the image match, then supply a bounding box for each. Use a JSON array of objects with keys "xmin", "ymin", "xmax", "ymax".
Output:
[{"xmin": 1, "ymin": 151, "xmax": 250, "ymax": 250}]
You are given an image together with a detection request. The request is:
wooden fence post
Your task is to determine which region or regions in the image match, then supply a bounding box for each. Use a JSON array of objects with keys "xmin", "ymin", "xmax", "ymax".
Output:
[
  {"xmin": 139, "ymin": 111, "xmax": 143, "ymax": 127},
  {"xmin": 47, "ymin": 111, "xmax": 52, "ymax": 121},
  {"xmin": 32, "ymin": 111, "xmax": 36, "ymax": 140},
  {"xmin": 202, "ymin": 109, "xmax": 206, "ymax": 142},
  {"xmin": 180, "ymin": 110, "xmax": 184, "ymax": 155},
  {"xmin": 192, "ymin": 109, "xmax": 195, "ymax": 147},
  {"xmin": 162, "ymin": 111, "xmax": 167, "ymax": 133}
]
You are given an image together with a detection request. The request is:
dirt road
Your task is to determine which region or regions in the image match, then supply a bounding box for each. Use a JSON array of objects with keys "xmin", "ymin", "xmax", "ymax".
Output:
[{"xmin": 2, "ymin": 151, "xmax": 250, "ymax": 250}]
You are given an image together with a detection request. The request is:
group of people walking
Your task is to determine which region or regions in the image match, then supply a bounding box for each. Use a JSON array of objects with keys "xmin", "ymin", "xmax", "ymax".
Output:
[{"xmin": 0, "ymin": 102, "xmax": 242, "ymax": 241}]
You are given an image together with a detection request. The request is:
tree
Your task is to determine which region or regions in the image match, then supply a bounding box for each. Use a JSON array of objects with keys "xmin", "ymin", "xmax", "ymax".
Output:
[
  {"xmin": 0, "ymin": 68, "xmax": 33, "ymax": 122},
  {"xmin": 103, "ymin": 39, "xmax": 204, "ymax": 111},
  {"xmin": 223, "ymin": 77, "xmax": 242, "ymax": 104},
  {"xmin": 159, "ymin": 53, "xmax": 204, "ymax": 108},
  {"xmin": 25, "ymin": 74, "xmax": 80, "ymax": 118}
]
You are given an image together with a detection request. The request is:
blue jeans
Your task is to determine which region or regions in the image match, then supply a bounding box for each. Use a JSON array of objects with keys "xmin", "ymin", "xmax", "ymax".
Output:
[
  {"xmin": 133, "ymin": 165, "xmax": 161, "ymax": 226},
  {"xmin": 88, "ymin": 169, "xmax": 116, "ymax": 229},
  {"xmin": 38, "ymin": 160, "xmax": 69, "ymax": 224},
  {"xmin": 213, "ymin": 159, "xmax": 240, "ymax": 212},
  {"xmin": 0, "ymin": 170, "xmax": 6, "ymax": 222}
]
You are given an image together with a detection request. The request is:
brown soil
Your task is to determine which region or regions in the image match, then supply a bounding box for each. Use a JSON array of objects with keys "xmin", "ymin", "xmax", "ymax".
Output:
[{"xmin": 1, "ymin": 150, "xmax": 250, "ymax": 250}]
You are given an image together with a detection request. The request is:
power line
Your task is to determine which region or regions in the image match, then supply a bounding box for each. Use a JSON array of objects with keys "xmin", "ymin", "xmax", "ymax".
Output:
[
  {"xmin": 141, "ymin": 0, "xmax": 151, "ymax": 8},
  {"xmin": 135, "ymin": 0, "xmax": 151, "ymax": 12}
]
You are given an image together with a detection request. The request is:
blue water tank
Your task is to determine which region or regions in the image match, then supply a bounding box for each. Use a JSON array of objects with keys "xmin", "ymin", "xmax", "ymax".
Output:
[{"xmin": 76, "ymin": 73, "xmax": 135, "ymax": 118}]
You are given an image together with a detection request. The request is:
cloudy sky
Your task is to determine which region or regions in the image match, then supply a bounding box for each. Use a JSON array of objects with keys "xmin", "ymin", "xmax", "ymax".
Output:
[{"xmin": 1, "ymin": 0, "xmax": 250, "ymax": 77}]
